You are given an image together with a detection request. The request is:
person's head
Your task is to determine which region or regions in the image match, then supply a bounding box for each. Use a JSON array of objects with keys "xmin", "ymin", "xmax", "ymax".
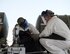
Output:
[
  {"xmin": 17, "ymin": 17, "xmax": 25, "ymax": 25},
  {"xmin": 43, "ymin": 10, "xmax": 54, "ymax": 21},
  {"xmin": 17, "ymin": 17, "xmax": 29, "ymax": 29}
]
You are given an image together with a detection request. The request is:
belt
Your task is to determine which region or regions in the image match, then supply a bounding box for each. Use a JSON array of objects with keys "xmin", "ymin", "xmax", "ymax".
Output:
[{"xmin": 39, "ymin": 33, "xmax": 66, "ymax": 40}]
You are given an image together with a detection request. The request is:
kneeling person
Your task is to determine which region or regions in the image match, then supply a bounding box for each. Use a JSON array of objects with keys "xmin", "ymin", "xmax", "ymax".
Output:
[{"xmin": 13, "ymin": 17, "xmax": 39, "ymax": 52}]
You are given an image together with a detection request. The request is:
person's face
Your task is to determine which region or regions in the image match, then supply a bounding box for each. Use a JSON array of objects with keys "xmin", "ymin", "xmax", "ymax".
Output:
[
  {"xmin": 44, "ymin": 15, "xmax": 52, "ymax": 22},
  {"xmin": 44, "ymin": 15, "xmax": 48, "ymax": 21}
]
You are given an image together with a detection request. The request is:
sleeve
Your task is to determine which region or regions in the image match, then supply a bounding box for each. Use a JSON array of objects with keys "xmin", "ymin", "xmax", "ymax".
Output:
[
  {"xmin": 12, "ymin": 24, "xmax": 19, "ymax": 41},
  {"xmin": 53, "ymin": 19, "xmax": 70, "ymax": 40},
  {"xmin": 39, "ymin": 22, "xmax": 54, "ymax": 37},
  {"xmin": 29, "ymin": 24, "xmax": 39, "ymax": 34}
]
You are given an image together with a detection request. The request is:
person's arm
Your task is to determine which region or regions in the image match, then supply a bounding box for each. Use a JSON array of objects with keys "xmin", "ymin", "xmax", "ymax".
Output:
[
  {"xmin": 28, "ymin": 24, "xmax": 40, "ymax": 40},
  {"xmin": 29, "ymin": 24, "xmax": 39, "ymax": 34},
  {"xmin": 39, "ymin": 21, "xmax": 54, "ymax": 38},
  {"xmin": 53, "ymin": 18, "xmax": 70, "ymax": 40},
  {"xmin": 12, "ymin": 24, "xmax": 20, "ymax": 45}
]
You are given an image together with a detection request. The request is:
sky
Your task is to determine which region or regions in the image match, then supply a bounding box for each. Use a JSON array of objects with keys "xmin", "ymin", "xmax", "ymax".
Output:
[{"xmin": 0, "ymin": 0, "xmax": 70, "ymax": 46}]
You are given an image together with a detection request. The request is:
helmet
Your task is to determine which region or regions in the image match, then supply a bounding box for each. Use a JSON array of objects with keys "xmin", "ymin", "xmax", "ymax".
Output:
[
  {"xmin": 45, "ymin": 10, "xmax": 54, "ymax": 17},
  {"xmin": 41, "ymin": 11, "xmax": 46, "ymax": 16},
  {"xmin": 17, "ymin": 17, "xmax": 24, "ymax": 25}
]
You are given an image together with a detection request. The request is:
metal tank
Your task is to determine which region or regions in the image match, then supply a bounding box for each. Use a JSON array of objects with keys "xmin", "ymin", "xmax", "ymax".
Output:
[
  {"xmin": 0, "ymin": 12, "xmax": 8, "ymax": 54},
  {"xmin": 0, "ymin": 12, "xmax": 8, "ymax": 47}
]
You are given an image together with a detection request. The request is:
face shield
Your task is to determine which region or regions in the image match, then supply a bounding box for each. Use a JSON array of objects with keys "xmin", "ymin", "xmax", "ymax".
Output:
[{"xmin": 18, "ymin": 19, "xmax": 29, "ymax": 31}]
